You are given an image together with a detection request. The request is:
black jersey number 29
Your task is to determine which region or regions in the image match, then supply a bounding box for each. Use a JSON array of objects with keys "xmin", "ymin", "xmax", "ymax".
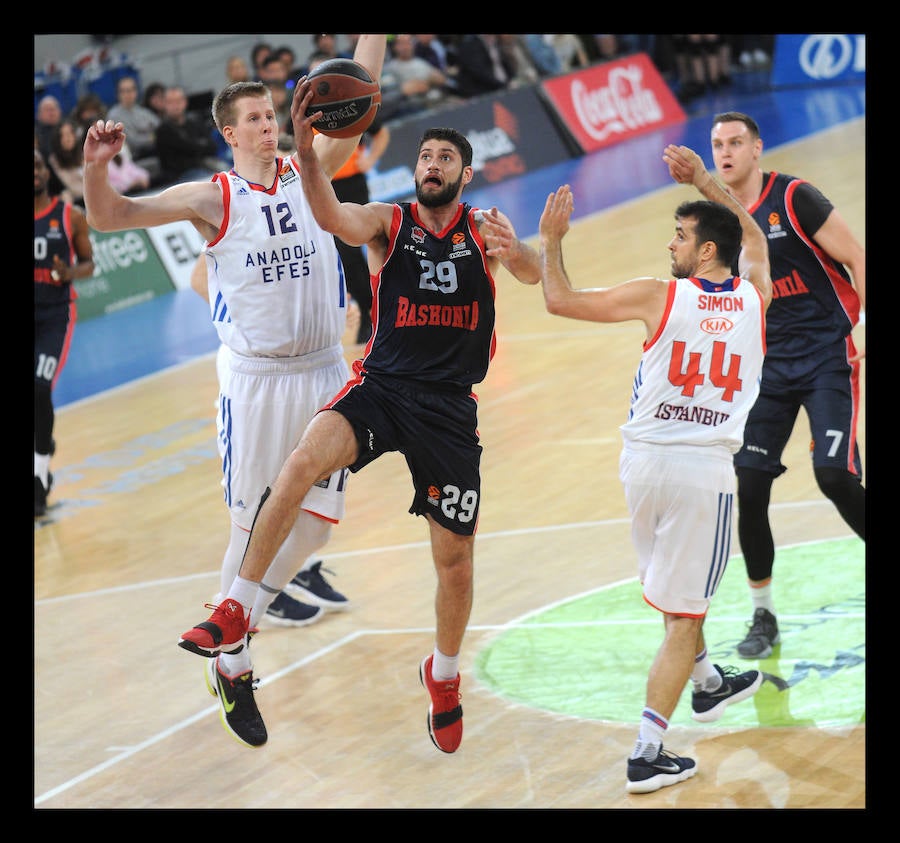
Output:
[{"xmin": 418, "ymin": 259, "xmax": 459, "ymax": 294}]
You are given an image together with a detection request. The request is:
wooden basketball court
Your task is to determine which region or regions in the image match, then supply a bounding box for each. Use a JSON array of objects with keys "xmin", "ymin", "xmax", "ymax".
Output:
[{"xmin": 34, "ymin": 118, "xmax": 865, "ymax": 809}]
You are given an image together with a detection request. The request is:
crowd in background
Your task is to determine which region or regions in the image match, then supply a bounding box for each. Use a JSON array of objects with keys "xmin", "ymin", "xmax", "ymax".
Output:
[{"xmin": 34, "ymin": 35, "xmax": 775, "ymax": 205}]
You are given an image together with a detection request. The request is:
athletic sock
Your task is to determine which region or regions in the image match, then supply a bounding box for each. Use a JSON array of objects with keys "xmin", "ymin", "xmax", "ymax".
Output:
[
  {"xmin": 632, "ymin": 707, "xmax": 667, "ymax": 760},
  {"xmin": 749, "ymin": 579, "xmax": 775, "ymax": 614},
  {"xmin": 431, "ymin": 647, "xmax": 459, "ymax": 681},
  {"xmin": 691, "ymin": 647, "xmax": 721, "ymax": 692}
]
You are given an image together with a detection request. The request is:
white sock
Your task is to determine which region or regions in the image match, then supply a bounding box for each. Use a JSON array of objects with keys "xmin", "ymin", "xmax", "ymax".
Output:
[
  {"xmin": 218, "ymin": 647, "xmax": 251, "ymax": 676},
  {"xmin": 251, "ymin": 583, "xmax": 281, "ymax": 620},
  {"xmin": 226, "ymin": 577, "xmax": 259, "ymax": 620},
  {"xmin": 431, "ymin": 647, "xmax": 459, "ymax": 681},
  {"xmin": 691, "ymin": 648, "xmax": 721, "ymax": 692},
  {"xmin": 632, "ymin": 707, "xmax": 667, "ymax": 759},
  {"xmin": 34, "ymin": 451, "xmax": 50, "ymax": 487},
  {"xmin": 749, "ymin": 580, "xmax": 775, "ymax": 614}
]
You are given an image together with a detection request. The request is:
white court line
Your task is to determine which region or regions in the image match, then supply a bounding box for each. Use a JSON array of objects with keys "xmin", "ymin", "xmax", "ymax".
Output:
[
  {"xmin": 34, "ymin": 506, "xmax": 851, "ymax": 805},
  {"xmin": 36, "ymin": 608, "xmax": 864, "ymax": 806},
  {"xmin": 34, "ymin": 503, "xmax": 835, "ymax": 606}
]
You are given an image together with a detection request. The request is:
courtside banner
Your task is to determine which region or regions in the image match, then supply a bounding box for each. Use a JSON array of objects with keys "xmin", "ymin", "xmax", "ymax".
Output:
[
  {"xmin": 144, "ymin": 220, "xmax": 207, "ymax": 291},
  {"xmin": 770, "ymin": 34, "xmax": 865, "ymax": 89},
  {"xmin": 368, "ymin": 86, "xmax": 577, "ymax": 203},
  {"xmin": 75, "ymin": 228, "xmax": 175, "ymax": 320},
  {"xmin": 540, "ymin": 53, "xmax": 686, "ymax": 155}
]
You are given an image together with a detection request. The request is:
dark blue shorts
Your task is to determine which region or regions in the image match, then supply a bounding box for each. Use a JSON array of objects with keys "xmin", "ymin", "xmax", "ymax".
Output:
[
  {"xmin": 35, "ymin": 300, "xmax": 73, "ymax": 389},
  {"xmin": 332, "ymin": 373, "xmax": 483, "ymax": 535},
  {"xmin": 734, "ymin": 344, "xmax": 863, "ymax": 479}
]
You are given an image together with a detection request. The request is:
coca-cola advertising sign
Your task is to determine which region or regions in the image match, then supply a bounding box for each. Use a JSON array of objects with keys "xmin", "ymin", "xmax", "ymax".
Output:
[{"xmin": 541, "ymin": 53, "xmax": 686, "ymax": 154}]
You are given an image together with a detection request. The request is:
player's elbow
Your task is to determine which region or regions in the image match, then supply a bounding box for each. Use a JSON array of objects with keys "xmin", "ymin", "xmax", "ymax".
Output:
[
  {"xmin": 749, "ymin": 270, "xmax": 773, "ymax": 306},
  {"xmin": 84, "ymin": 196, "xmax": 125, "ymax": 232},
  {"xmin": 542, "ymin": 289, "xmax": 569, "ymax": 315},
  {"xmin": 85, "ymin": 208, "xmax": 111, "ymax": 231},
  {"xmin": 845, "ymin": 248, "xmax": 866, "ymax": 281},
  {"xmin": 325, "ymin": 212, "xmax": 360, "ymax": 245}
]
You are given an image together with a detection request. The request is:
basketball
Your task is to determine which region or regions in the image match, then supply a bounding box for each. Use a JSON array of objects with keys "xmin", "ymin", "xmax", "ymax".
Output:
[{"xmin": 304, "ymin": 58, "xmax": 381, "ymax": 139}]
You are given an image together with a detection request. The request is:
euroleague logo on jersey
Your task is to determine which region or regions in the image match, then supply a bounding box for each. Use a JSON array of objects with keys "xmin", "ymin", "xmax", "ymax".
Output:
[
  {"xmin": 278, "ymin": 159, "xmax": 299, "ymax": 185},
  {"xmin": 699, "ymin": 317, "xmax": 734, "ymax": 335}
]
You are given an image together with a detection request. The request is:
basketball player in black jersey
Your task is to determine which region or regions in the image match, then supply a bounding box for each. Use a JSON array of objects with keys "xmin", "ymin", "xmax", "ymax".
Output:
[
  {"xmin": 710, "ymin": 112, "xmax": 865, "ymax": 658},
  {"xmin": 180, "ymin": 77, "xmax": 543, "ymax": 754},
  {"xmin": 34, "ymin": 148, "xmax": 95, "ymax": 518}
]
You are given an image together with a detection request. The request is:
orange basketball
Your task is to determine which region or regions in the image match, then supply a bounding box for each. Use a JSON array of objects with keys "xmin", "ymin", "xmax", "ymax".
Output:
[{"xmin": 304, "ymin": 58, "xmax": 381, "ymax": 139}]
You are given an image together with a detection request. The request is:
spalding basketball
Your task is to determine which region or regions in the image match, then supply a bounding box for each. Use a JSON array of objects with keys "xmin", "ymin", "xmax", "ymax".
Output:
[{"xmin": 305, "ymin": 58, "xmax": 381, "ymax": 139}]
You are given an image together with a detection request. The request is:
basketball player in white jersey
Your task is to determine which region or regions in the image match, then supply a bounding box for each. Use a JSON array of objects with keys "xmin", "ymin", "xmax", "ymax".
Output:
[
  {"xmin": 82, "ymin": 35, "xmax": 387, "ymax": 749},
  {"xmin": 532, "ymin": 145, "xmax": 772, "ymax": 794},
  {"xmin": 188, "ymin": 252, "xmax": 350, "ymax": 626}
]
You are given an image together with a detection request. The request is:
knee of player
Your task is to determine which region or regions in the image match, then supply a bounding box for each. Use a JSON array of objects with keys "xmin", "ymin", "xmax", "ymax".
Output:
[
  {"xmin": 279, "ymin": 444, "xmax": 320, "ymax": 486},
  {"xmin": 431, "ymin": 530, "xmax": 475, "ymax": 576},
  {"xmin": 813, "ymin": 465, "xmax": 863, "ymax": 500},
  {"xmin": 436, "ymin": 556, "xmax": 474, "ymax": 589}
]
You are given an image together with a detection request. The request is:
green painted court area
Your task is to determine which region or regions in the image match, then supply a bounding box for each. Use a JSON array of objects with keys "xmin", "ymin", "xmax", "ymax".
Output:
[{"xmin": 475, "ymin": 537, "xmax": 865, "ymax": 729}]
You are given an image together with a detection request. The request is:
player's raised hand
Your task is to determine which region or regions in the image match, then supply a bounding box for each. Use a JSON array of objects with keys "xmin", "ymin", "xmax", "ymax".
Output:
[
  {"xmin": 663, "ymin": 144, "xmax": 706, "ymax": 186},
  {"xmin": 291, "ymin": 78, "xmax": 319, "ymax": 153},
  {"xmin": 477, "ymin": 207, "xmax": 515, "ymax": 258},
  {"xmin": 539, "ymin": 185, "xmax": 573, "ymax": 242},
  {"xmin": 83, "ymin": 119, "xmax": 126, "ymax": 164}
]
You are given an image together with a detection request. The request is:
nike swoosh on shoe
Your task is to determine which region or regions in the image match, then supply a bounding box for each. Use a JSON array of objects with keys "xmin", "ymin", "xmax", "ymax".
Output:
[
  {"xmin": 653, "ymin": 760, "xmax": 681, "ymax": 772},
  {"xmin": 217, "ymin": 673, "xmax": 237, "ymax": 713}
]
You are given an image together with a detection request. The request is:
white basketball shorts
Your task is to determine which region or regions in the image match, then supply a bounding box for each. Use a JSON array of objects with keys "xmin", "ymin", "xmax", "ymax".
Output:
[
  {"xmin": 619, "ymin": 442, "xmax": 737, "ymax": 617},
  {"xmin": 216, "ymin": 344, "xmax": 351, "ymax": 532}
]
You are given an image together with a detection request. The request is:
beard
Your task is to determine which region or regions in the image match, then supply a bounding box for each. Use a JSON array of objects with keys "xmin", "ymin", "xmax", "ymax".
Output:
[
  {"xmin": 415, "ymin": 173, "xmax": 463, "ymax": 208},
  {"xmin": 670, "ymin": 255, "xmax": 697, "ymax": 278}
]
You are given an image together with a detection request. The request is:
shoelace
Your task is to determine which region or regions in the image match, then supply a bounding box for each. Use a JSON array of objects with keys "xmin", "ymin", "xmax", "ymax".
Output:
[
  {"xmin": 717, "ymin": 665, "xmax": 740, "ymax": 679},
  {"xmin": 226, "ymin": 669, "xmax": 261, "ymax": 691},
  {"xmin": 746, "ymin": 616, "xmax": 770, "ymax": 637},
  {"xmin": 231, "ymin": 675, "xmax": 261, "ymax": 696},
  {"xmin": 433, "ymin": 677, "xmax": 461, "ymax": 703},
  {"xmin": 203, "ymin": 600, "xmax": 242, "ymax": 617}
]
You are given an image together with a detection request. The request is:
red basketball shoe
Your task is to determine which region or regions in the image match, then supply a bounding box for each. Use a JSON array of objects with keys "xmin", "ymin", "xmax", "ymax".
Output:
[
  {"xmin": 179, "ymin": 600, "xmax": 250, "ymax": 657},
  {"xmin": 419, "ymin": 655, "xmax": 463, "ymax": 753}
]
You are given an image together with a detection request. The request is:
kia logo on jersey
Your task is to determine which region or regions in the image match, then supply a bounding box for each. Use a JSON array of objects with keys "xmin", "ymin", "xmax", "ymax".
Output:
[{"xmin": 700, "ymin": 317, "xmax": 734, "ymax": 335}]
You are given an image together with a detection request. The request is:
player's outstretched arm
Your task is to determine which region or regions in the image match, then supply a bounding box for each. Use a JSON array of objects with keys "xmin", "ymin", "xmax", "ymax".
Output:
[
  {"xmin": 664, "ymin": 143, "xmax": 772, "ymax": 309},
  {"xmin": 477, "ymin": 207, "xmax": 540, "ymax": 285}
]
